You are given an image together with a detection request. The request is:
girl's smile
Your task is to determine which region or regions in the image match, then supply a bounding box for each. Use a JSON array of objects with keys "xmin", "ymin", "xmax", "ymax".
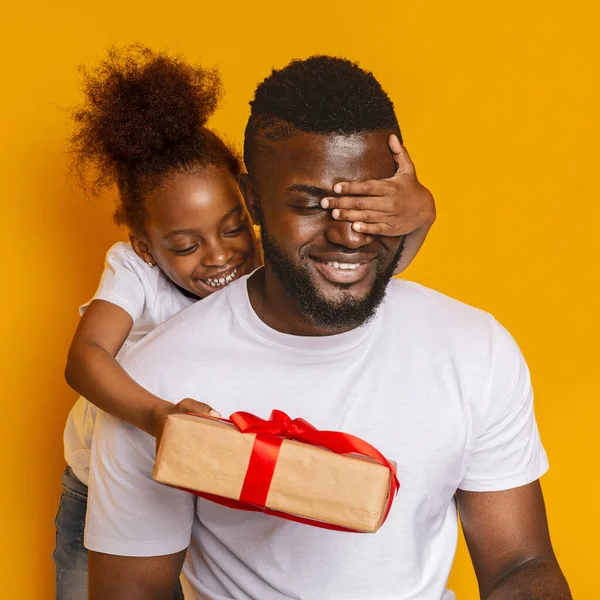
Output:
[{"xmin": 132, "ymin": 165, "xmax": 258, "ymax": 299}]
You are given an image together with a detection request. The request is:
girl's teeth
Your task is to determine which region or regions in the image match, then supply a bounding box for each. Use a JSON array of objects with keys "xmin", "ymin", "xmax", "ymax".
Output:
[
  {"xmin": 203, "ymin": 267, "xmax": 238, "ymax": 287},
  {"xmin": 326, "ymin": 261, "xmax": 359, "ymax": 271}
]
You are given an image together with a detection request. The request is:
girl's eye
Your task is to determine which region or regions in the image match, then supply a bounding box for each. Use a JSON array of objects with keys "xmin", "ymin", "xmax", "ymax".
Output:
[
  {"xmin": 223, "ymin": 226, "xmax": 244, "ymax": 237},
  {"xmin": 174, "ymin": 244, "xmax": 199, "ymax": 256}
]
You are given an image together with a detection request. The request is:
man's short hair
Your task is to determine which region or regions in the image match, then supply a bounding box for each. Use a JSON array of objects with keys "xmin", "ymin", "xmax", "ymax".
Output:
[{"xmin": 243, "ymin": 55, "xmax": 402, "ymax": 175}]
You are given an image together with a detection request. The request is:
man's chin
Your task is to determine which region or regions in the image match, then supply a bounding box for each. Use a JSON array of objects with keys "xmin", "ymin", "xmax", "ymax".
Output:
[
  {"xmin": 312, "ymin": 286, "xmax": 373, "ymax": 311},
  {"xmin": 296, "ymin": 275, "xmax": 380, "ymax": 329},
  {"xmin": 259, "ymin": 225, "xmax": 399, "ymax": 330}
]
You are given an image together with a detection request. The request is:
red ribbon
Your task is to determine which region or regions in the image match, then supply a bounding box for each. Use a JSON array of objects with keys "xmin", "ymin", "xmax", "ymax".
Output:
[{"xmin": 181, "ymin": 410, "xmax": 399, "ymax": 533}]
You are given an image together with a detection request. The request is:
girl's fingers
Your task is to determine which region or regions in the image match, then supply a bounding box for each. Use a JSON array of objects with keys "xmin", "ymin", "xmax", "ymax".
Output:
[
  {"xmin": 351, "ymin": 221, "xmax": 395, "ymax": 236},
  {"xmin": 321, "ymin": 195, "xmax": 394, "ymax": 211},
  {"xmin": 388, "ymin": 134, "xmax": 403, "ymax": 155},
  {"xmin": 388, "ymin": 136, "xmax": 416, "ymax": 174},
  {"xmin": 331, "ymin": 179, "xmax": 394, "ymax": 197},
  {"xmin": 330, "ymin": 140, "xmax": 414, "ymax": 199},
  {"xmin": 330, "ymin": 209, "xmax": 390, "ymax": 224},
  {"xmin": 180, "ymin": 398, "xmax": 221, "ymax": 418}
]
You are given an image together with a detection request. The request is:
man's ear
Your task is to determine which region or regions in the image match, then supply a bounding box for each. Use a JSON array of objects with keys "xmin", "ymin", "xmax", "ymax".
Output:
[
  {"xmin": 239, "ymin": 173, "xmax": 262, "ymax": 226},
  {"xmin": 129, "ymin": 234, "xmax": 156, "ymax": 267}
]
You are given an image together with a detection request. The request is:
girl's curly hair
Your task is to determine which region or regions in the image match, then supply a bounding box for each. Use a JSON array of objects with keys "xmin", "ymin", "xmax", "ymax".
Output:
[{"xmin": 71, "ymin": 44, "xmax": 241, "ymax": 232}]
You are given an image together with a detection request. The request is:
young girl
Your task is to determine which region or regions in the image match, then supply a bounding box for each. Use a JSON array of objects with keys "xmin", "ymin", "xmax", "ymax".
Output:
[{"xmin": 54, "ymin": 45, "xmax": 435, "ymax": 599}]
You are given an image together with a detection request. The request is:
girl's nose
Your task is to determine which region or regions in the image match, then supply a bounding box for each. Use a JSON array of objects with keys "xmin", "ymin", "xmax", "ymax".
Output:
[{"xmin": 202, "ymin": 241, "xmax": 233, "ymax": 267}]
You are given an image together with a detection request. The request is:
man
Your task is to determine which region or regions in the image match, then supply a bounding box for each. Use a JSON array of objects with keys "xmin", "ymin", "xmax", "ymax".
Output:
[{"xmin": 86, "ymin": 56, "xmax": 570, "ymax": 599}]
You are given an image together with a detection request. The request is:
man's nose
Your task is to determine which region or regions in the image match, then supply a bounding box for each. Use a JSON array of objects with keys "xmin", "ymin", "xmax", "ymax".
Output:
[{"xmin": 325, "ymin": 218, "xmax": 374, "ymax": 249}]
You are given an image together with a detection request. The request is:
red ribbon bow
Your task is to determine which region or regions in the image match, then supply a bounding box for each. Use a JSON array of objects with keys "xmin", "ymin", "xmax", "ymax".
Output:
[
  {"xmin": 184, "ymin": 410, "xmax": 399, "ymax": 533},
  {"xmin": 232, "ymin": 409, "xmax": 318, "ymax": 440}
]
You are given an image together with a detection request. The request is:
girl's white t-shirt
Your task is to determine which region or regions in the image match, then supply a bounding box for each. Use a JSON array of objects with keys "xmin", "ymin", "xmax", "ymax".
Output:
[{"xmin": 63, "ymin": 242, "xmax": 195, "ymax": 485}]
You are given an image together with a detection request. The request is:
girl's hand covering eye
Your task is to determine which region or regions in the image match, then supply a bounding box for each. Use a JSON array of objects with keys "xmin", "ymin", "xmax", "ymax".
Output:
[{"xmin": 320, "ymin": 135, "xmax": 436, "ymax": 236}]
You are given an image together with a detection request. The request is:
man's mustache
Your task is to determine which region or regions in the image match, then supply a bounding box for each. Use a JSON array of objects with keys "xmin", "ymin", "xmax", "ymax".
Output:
[{"xmin": 306, "ymin": 243, "xmax": 387, "ymax": 258}]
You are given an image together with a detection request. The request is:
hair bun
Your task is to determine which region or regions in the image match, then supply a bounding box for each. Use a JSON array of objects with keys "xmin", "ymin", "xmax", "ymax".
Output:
[{"xmin": 71, "ymin": 44, "xmax": 223, "ymax": 181}]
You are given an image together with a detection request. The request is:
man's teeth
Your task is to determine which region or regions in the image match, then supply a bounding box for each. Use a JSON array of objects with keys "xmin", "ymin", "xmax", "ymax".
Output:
[
  {"xmin": 326, "ymin": 261, "xmax": 359, "ymax": 271},
  {"xmin": 203, "ymin": 268, "xmax": 238, "ymax": 287}
]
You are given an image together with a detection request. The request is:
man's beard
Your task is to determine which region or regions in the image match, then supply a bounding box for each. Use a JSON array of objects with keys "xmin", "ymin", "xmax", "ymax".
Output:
[{"xmin": 259, "ymin": 224, "xmax": 404, "ymax": 330}]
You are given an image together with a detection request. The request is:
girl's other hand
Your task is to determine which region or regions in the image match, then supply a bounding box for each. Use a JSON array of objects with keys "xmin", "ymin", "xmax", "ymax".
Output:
[
  {"xmin": 153, "ymin": 398, "xmax": 221, "ymax": 451},
  {"xmin": 320, "ymin": 134, "xmax": 436, "ymax": 237}
]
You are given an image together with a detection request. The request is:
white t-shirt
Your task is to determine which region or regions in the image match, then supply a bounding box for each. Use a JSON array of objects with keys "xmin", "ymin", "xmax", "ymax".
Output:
[
  {"xmin": 85, "ymin": 276, "xmax": 548, "ymax": 600},
  {"xmin": 63, "ymin": 242, "xmax": 194, "ymax": 485}
]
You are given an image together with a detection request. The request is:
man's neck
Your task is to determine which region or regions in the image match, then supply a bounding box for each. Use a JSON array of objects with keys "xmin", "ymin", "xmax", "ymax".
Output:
[{"xmin": 246, "ymin": 267, "xmax": 358, "ymax": 337}]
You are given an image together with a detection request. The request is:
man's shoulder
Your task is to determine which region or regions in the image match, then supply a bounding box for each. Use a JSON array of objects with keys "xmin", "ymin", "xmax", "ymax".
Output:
[
  {"xmin": 385, "ymin": 279, "xmax": 493, "ymax": 326},
  {"xmin": 155, "ymin": 281, "xmax": 232, "ymax": 331},
  {"xmin": 383, "ymin": 279, "xmax": 508, "ymax": 359},
  {"xmin": 122, "ymin": 281, "xmax": 235, "ymax": 363},
  {"xmin": 384, "ymin": 280, "xmax": 527, "ymax": 395}
]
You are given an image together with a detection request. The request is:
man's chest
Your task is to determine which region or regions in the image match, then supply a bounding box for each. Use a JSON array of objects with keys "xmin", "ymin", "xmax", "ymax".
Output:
[
  {"xmin": 170, "ymin": 341, "xmax": 473, "ymax": 505},
  {"xmin": 161, "ymin": 332, "xmax": 479, "ymax": 598}
]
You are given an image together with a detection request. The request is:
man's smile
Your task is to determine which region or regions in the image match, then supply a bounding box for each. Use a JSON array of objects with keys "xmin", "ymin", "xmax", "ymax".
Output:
[{"xmin": 309, "ymin": 253, "xmax": 377, "ymax": 286}]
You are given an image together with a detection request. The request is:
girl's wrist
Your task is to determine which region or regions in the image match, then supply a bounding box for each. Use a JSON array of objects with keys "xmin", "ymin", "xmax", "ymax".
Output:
[{"xmin": 147, "ymin": 398, "xmax": 172, "ymax": 438}]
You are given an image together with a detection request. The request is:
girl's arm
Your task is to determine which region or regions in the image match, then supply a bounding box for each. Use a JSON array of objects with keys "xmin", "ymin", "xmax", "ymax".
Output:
[
  {"xmin": 392, "ymin": 220, "xmax": 434, "ymax": 275},
  {"xmin": 65, "ymin": 299, "xmax": 218, "ymax": 443}
]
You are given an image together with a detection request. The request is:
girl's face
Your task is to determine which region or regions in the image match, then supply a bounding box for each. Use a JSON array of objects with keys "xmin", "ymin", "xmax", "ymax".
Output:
[{"xmin": 133, "ymin": 165, "xmax": 259, "ymax": 299}]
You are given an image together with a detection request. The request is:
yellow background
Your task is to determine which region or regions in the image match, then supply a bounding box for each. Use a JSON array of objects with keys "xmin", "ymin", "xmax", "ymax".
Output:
[{"xmin": 2, "ymin": 1, "xmax": 598, "ymax": 597}]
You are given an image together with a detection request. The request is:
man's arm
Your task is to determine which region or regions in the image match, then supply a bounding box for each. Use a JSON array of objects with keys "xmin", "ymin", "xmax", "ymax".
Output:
[
  {"xmin": 89, "ymin": 550, "xmax": 186, "ymax": 600},
  {"xmin": 85, "ymin": 408, "xmax": 195, "ymax": 598},
  {"xmin": 457, "ymin": 481, "xmax": 571, "ymax": 599}
]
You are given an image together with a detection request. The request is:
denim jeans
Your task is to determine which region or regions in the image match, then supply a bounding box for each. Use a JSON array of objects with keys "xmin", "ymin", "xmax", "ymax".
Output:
[{"xmin": 53, "ymin": 466, "xmax": 185, "ymax": 599}]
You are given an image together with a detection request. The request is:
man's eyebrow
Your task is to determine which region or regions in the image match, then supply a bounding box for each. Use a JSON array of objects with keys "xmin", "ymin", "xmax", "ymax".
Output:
[
  {"xmin": 286, "ymin": 183, "xmax": 335, "ymax": 198},
  {"xmin": 162, "ymin": 207, "xmax": 242, "ymax": 240}
]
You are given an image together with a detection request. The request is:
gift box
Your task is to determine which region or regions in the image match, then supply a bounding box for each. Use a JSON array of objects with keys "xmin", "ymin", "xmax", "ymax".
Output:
[{"xmin": 153, "ymin": 410, "xmax": 399, "ymax": 533}]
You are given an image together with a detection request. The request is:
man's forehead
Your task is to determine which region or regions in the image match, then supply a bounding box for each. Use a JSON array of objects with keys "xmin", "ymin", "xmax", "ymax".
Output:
[{"xmin": 270, "ymin": 131, "xmax": 396, "ymax": 187}]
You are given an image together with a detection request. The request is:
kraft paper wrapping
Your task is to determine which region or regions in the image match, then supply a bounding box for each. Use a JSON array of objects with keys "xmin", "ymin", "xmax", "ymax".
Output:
[{"xmin": 153, "ymin": 414, "xmax": 393, "ymax": 532}]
